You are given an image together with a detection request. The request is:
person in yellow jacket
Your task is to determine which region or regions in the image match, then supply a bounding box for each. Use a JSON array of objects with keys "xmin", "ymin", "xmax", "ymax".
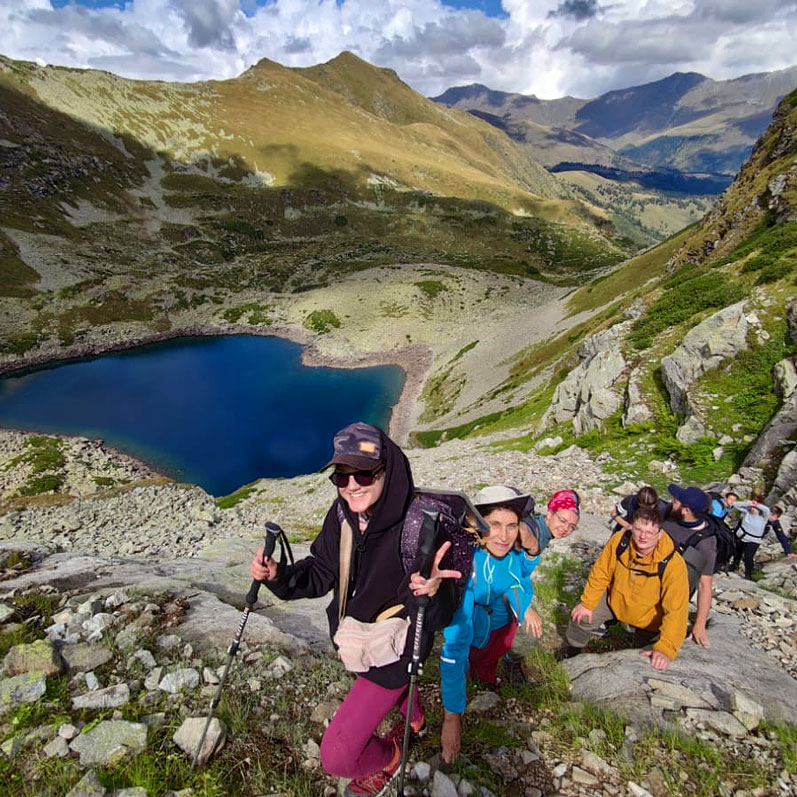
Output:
[{"xmin": 565, "ymin": 507, "xmax": 689, "ymax": 670}]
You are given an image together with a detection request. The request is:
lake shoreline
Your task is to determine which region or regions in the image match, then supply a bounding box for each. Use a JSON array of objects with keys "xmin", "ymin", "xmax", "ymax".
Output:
[{"xmin": 0, "ymin": 323, "xmax": 431, "ymax": 445}]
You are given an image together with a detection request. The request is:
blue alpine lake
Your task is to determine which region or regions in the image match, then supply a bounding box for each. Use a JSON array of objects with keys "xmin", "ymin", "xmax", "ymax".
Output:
[{"xmin": 0, "ymin": 335, "xmax": 405, "ymax": 496}]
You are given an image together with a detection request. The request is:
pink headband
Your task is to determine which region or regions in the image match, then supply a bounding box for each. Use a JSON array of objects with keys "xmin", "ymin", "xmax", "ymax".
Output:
[{"xmin": 548, "ymin": 490, "xmax": 579, "ymax": 514}]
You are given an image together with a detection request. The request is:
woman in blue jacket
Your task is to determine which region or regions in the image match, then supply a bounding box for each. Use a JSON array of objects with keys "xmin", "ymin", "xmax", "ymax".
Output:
[{"xmin": 439, "ymin": 485, "xmax": 541, "ymax": 764}]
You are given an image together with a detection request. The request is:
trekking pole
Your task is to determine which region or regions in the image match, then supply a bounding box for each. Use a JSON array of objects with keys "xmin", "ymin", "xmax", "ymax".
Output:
[
  {"xmin": 396, "ymin": 508, "xmax": 439, "ymax": 797},
  {"xmin": 190, "ymin": 521, "xmax": 283, "ymax": 769}
]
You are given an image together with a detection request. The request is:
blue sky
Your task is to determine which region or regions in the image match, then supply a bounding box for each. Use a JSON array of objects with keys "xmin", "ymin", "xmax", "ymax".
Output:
[{"xmin": 4, "ymin": 1, "xmax": 796, "ymax": 98}]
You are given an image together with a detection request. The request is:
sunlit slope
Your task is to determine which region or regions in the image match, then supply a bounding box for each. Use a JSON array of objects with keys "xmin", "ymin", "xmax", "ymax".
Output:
[{"xmin": 1, "ymin": 52, "xmax": 565, "ymax": 213}]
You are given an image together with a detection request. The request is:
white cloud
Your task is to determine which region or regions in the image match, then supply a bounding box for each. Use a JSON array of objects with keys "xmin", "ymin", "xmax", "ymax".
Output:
[{"xmin": 0, "ymin": 0, "xmax": 795, "ymax": 99}]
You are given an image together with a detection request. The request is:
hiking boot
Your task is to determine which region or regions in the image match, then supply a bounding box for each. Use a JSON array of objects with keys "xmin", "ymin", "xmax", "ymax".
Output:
[
  {"xmin": 501, "ymin": 656, "xmax": 530, "ymax": 686},
  {"xmin": 386, "ymin": 714, "xmax": 427, "ymax": 746},
  {"xmin": 555, "ymin": 643, "xmax": 583, "ymax": 661},
  {"xmin": 344, "ymin": 739, "xmax": 401, "ymax": 797}
]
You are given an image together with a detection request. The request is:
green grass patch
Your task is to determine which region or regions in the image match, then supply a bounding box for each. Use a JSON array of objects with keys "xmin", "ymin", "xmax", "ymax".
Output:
[
  {"xmin": 414, "ymin": 279, "xmax": 447, "ymax": 299},
  {"xmin": 628, "ymin": 726, "xmax": 773, "ymax": 795},
  {"xmin": 6, "ymin": 436, "xmax": 65, "ymax": 474},
  {"xmin": 629, "ymin": 270, "xmax": 746, "ymax": 350},
  {"xmin": 450, "ymin": 340, "xmax": 479, "ymax": 363},
  {"xmin": 216, "ymin": 486, "xmax": 258, "ymax": 509},
  {"xmin": 222, "ymin": 302, "xmax": 271, "ymax": 325},
  {"xmin": 303, "ymin": 309, "xmax": 341, "ymax": 334},
  {"xmin": 566, "ymin": 226, "xmax": 692, "ymax": 316},
  {"xmin": 698, "ymin": 322, "xmax": 795, "ymax": 437},
  {"xmin": 0, "ymin": 232, "xmax": 39, "ymax": 298}
]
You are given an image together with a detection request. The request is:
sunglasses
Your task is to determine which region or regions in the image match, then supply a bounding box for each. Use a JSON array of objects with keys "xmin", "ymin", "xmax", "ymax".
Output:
[{"xmin": 328, "ymin": 468, "xmax": 384, "ymax": 488}]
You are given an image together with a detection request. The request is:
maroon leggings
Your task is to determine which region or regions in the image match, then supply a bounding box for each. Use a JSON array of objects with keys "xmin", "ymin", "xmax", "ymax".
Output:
[
  {"xmin": 319, "ymin": 675, "xmax": 423, "ymax": 778},
  {"xmin": 468, "ymin": 622, "xmax": 518, "ymax": 684}
]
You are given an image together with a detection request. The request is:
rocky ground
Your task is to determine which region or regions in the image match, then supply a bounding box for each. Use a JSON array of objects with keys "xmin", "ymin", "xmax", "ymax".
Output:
[
  {"xmin": 1, "ymin": 428, "xmax": 795, "ymax": 796},
  {"xmin": 0, "ymin": 517, "xmax": 795, "ymax": 797}
]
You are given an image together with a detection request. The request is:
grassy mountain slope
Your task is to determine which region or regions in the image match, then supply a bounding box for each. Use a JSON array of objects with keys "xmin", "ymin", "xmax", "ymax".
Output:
[
  {"xmin": 0, "ymin": 51, "xmax": 638, "ymax": 366},
  {"xmin": 415, "ymin": 89, "xmax": 797, "ymax": 496}
]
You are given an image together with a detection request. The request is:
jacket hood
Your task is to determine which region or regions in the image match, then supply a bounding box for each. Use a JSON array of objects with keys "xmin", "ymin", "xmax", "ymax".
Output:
[{"xmin": 338, "ymin": 427, "xmax": 414, "ymax": 534}]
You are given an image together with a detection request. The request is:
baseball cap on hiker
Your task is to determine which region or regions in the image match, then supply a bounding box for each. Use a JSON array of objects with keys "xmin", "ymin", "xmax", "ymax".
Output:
[
  {"xmin": 321, "ymin": 422, "xmax": 384, "ymax": 471},
  {"xmin": 668, "ymin": 483, "xmax": 709, "ymax": 515},
  {"xmin": 473, "ymin": 485, "xmax": 530, "ymax": 517}
]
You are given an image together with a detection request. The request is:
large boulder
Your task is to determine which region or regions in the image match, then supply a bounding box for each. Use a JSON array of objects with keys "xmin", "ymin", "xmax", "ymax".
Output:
[
  {"xmin": 547, "ymin": 326, "xmax": 627, "ymax": 434},
  {"xmin": 0, "ymin": 671, "xmax": 47, "ymax": 714},
  {"xmin": 767, "ymin": 445, "xmax": 797, "ymax": 508},
  {"xmin": 742, "ymin": 389, "xmax": 797, "ymax": 473},
  {"xmin": 563, "ymin": 611, "xmax": 797, "ymax": 729},
  {"xmin": 661, "ymin": 301, "xmax": 748, "ymax": 416}
]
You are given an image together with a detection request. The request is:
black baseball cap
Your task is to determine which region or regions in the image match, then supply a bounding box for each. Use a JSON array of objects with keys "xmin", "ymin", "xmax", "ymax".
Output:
[{"xmin": 321, "ymin": 422, "xmax": 384, "ymax": 471}]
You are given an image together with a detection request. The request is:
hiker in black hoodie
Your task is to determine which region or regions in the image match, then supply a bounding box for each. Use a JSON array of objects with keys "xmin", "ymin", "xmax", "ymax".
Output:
[{"xmin": 250, "ymin": 421, "xmax": 461, "ymax": 797}]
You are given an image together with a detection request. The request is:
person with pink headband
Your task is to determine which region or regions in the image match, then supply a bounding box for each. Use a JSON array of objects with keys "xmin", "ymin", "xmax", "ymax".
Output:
[{"xmin": 501, "ymin": 489, "xmax": 581, "ymax": 684}]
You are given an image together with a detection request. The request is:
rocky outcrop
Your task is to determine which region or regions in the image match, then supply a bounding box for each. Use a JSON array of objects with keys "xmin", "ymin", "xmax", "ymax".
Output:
[
  {"xmin": 622, "ymin": 368, "xmax": 653, "ymax": 427},
  {"xmin": 742, "ymin": 390, "xmax": 797, "ymax": 478},
  {"xmin": 660, "ymin": 301, "xmax": 748, "ymax": 439},
  {"xmin": 545, "ymin": 324, "xmax": 629, "ymax": 435}
]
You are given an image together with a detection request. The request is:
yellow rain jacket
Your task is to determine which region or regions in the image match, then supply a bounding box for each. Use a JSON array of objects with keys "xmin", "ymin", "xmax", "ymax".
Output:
[{"xmin": 579, "ymin": 531, "xmax": 690, "ymax": 660}]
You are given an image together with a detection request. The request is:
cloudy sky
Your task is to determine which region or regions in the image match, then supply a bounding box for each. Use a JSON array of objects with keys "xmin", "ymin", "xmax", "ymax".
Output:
[{"xmin": 2, "ymin": 0, "xmax": 796, "ymax": 99}]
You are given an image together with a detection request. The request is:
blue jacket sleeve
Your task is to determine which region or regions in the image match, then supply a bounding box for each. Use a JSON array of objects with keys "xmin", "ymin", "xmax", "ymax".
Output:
[{"xmin": 440, "ymin": 583, "xmax": 475, "ymax": 715}]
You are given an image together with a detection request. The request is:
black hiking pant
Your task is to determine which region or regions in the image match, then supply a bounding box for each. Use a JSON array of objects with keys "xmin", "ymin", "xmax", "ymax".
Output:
[{"xmin": 732, "ymin": 541, "xmax": 760, "ymax": 580}]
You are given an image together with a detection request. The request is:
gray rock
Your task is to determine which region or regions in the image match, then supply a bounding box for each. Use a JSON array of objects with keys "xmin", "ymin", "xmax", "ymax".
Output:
[
  {"xmin": 3, "ymin": 639, "xmax": 63, "ymax": 676},
  {"xmin": 144, "ymin": 666, "xmax": 166, "ymax": 691},
  {"xmin": 70, "ymin": 721, "xmax": 147, "ymax": 767},
  {"xmin": 43, "ymin": 735, "xmax": 71, "ymax": 758},
  {"xmin": 59, "ymin": 723, "xmax": 80, "ymax": 740},
  {"xmin": 61, "ymin": 643, "xmax": 114, "ymax": 673},
  {"xmin": 571, "ymin": 765, "xmax": 599, "ymax": 785},
  {"xmin": 684, "ymin": 708, "xmax": 748, "ymax": 738},
  {"xmin": 564, "ymin": 613, "xmax": 797, "ymax": 727},
  {"xmin": 0, "ymin": 735, "xmax": 25, "ymax": 757},
  {"xmin": 0, "ymin": 671, "xmax": 47, "ymax": 715},
  {"xmin": 467, "ymin": 692, "xmax": 500, "ymax": 713},
  {"xmin": 413, "ymin": 761, "xmax": 431, "ymax": 782},
  {"xmin": 65, "ymin": 770, "xmax": 106, "ymax": 797},
  {"xmin": 534, "ymin": 435, "xmax": 563, "ymax": 451},
  {"xmin": 0, "ymin": 603, "xmax": 16, "ymax": 623},
  {"xmin": 112, "ymin": 789, "xmax": 148, "ymax": 797},
  {"xmin": 72, "ymin": 684, "xmax": 130, "ymax": 711},
  {"xmin": 432, "ymin": 770, "xmax": 459, "ymax": 797},
  {"xmin": 646, "ymin": 677, "xmax": 714, "ymax": 709},
  {"xmin": 623, "ymin": 369, "xmax": 653, "ymax": 427},
  {"xmin": 774, "ymin": 358, "xmax": 797, "ymax": 398},
  {"xmin": 173, "ymin": 716, "xmax": 226, "ymax": 766},
  {"xmin": 85, "ymin": 671, "xmax": 101, "ymax": 691},
  {"xmin": 661, "ymin": 301, "xmax": 748, "ymax": 415},
  {"xmin": 676, "ymin": 414, "xmax": 708, "ymax": 445},
  {"xmin": 158, "ymin": 668, "xmax": 200, "ymax": 694},
  {"xmin": 730, "ymin": 690, "xmax": 765, "ymax": 731},
  {"xmin": 129, "ymin": 649, "xmax": 157, "ymax": 670},
  {"xmin": 743, "ymin": 390, "xmax": 797, "ymax": 475}
]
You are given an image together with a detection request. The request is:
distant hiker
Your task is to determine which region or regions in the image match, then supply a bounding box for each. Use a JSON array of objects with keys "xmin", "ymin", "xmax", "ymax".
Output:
[
  {"xmin": 731, "ymin": 494, "xmax": 772, "ymax": 579},
  {"xmin": 501, "ymin": 488, "xmax": 581, "ymax": 683},
  {"xmin": 564, "ymin": 507, "xmax": 689, "ymax": 670},
  {"xmin": 709, "ymin": 490, "xmax": 738, "ymax": 520},
  {"xmin": 661, "ymin": 484, "xmax": 716, "ymax": 648},
  {"xmin": 249, "ymin": 422, "xmax": 462, "ymax": 797},
  {"xmin": 767, "ymin": 506, "xmax": 796, "ymax": 558},
  {"xmin": 439, "ymin": 486, "xmax": 541, "ymax": 765},
  {"xmin": 609, "ymin": 485, "xmax": 667, "ymax": 532}
]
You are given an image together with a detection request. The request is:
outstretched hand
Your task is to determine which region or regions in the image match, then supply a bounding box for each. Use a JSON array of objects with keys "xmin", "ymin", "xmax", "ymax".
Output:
[
  {"xmin": 570, "ymin": 603, "xmax": 593, "ymax": 625},
  {"xmin": 410, "ymin": 541, "xmax": 462, "ymax": 598},
  {"xmin": 640, "ymin": 649, "xmax": 671, "ymax": 671}
]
